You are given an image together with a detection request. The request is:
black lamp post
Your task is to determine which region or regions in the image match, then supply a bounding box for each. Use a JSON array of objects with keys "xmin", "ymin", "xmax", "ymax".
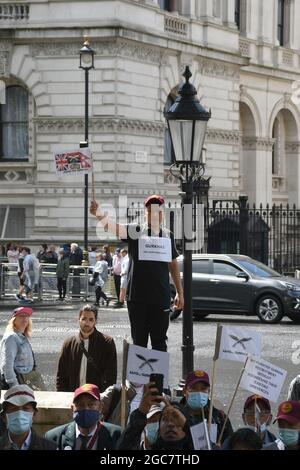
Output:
[
  {"xmin": 165, "ymin": 66, "xmax": 211, "ymax": 379},
  {"xmin": 79, "ymin": 37, "xmax": 95, "ymax": 266}
]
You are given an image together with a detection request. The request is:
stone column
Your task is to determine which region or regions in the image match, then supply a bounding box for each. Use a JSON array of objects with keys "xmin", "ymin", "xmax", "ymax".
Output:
[
  {"xmin": 242, "ymin": 137, "xmax": 274, "ymax": 206},
  {"xmin": 195, "ymin": 0, "xmax": 214, "ymax": 20},
  {"xmin": 222, "ymin": 0, "xmax": 236, "ymax": 27},
  {"xmin": 286, "ymin": 142, "xmax": 300, "ymax": 206}
]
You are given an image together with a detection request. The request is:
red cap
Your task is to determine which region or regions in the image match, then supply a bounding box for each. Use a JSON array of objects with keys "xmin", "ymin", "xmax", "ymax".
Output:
[
  {"xmin": 144, "ymin": 194, "xmax": 165, "ymax": 207},
  {"xmin": 185, "ymin": 370, "xmax": 210, "ymax": 389},
  {"xmin": 12, "ymin": 307, "xmax": 33, "ymax": 318},
  {"xmin": 73, "ymin": 383, "xmax": 100, "ymax": 402},
  {"xmin": 274, "ymin": 401, "xmax": 300, "ymax": 425},
  {"xmin": 244, "ymin": 395, "xmax": 271, "ymax": 412}
]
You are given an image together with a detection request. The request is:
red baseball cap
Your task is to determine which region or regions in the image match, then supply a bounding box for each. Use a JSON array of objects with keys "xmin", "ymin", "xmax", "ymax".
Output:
[
  {"xmin": 274, "ymin": 401, "xmax": 300, "ymax": 425},
  {"xmin": 73, "ymin": 383, "xmax": 100, "ymax": 402},
  {"xmin": 144, "ymin": 194, "xmax": 165, "ymax": 207},
  {"xmin": 243, "ymin": 395, "xmax": 271, "ymax": 412},
  {"xmin": 185, "ymin": 370, "xmax": 210, "ymax": 388},
  {"xmin": 12, "ymin": 307, "xmax": 33, "ymax": 318}
]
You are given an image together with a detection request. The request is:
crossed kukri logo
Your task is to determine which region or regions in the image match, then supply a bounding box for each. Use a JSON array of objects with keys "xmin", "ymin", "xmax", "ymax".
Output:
[
  {"xmin": 229, "ymin": 335, "xmax": 252, "ymax": 350},
  {"xmin": 136, "ymin": 354, "xmax": 158, "ymax": 371}
]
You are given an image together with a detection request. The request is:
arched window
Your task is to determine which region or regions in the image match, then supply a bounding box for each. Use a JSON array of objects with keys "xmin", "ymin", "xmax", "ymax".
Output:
[{"xmin": 0, "ymin": 85, "xmax": 29, "ymax": 160}]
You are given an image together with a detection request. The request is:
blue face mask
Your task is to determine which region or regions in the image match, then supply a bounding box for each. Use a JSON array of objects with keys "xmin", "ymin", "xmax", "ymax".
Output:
[
  {"xmin": 279, "ymin": 428, "xmax": 299, "ymax": 448},
  {"xmin": 6, "ymin": 410, "xmax": 33, "ymax": 435},
  {"xmin": 73, "ymin": 410, "xmax": 100, "ymax": 429},
  {"xmin": 187, "ymin": 392, "xmax": 209, "ymax": 410},
  {"xmin": 145, "ymin": 422, "xmax": 159, "ymax": 445}
]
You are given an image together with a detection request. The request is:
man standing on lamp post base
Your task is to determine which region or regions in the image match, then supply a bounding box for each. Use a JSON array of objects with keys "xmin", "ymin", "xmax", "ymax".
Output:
[{"xmin": 90, "ymin": 195, "xmax": 184, "ymax": 352}]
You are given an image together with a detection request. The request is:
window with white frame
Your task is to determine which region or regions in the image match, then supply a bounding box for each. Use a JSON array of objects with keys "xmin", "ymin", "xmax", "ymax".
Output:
[
  {"xmin": 277, "ymin": 0, "xmax": 290, "ymax": 47},
  {"xmin": 0, "ymin": 85, "xmax": 29, "ymax": 160}
]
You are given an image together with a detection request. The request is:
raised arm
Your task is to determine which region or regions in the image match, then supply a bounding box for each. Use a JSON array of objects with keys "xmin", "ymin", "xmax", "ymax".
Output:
[{"xmin": 90, "ymin": 200, "xmax": 127, "ymax": 240}]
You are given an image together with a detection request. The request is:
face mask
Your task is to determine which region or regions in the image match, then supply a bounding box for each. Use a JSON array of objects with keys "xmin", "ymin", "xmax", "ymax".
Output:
[
  {"xmin": 6, "ymin": 410, "xmax": 33, "ymax": 435},
  {"xmin": 187, "ymin": 392, "xmax": 209, "ymax": 410},
  {"xmin": 145, "ymin": 422, "xmax": 159, "ymax": 445},
  {"xmin": 279, "ymin": 428, "xmax": 299, "ymax": 448},
  {"xmin": 73, "ymin": 410, "xmax": 100, "ymax": 429}
]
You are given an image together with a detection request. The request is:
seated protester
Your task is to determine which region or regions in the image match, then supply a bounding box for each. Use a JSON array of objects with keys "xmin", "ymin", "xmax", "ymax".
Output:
[
  {"xmin": 151, "ymin": 401, "xmax": 194, "ymax": 450},
  {"xmin": 45, "ymin": 384, "xmax": 121, "ymax": 450},
  {"xmin": 242, "ymin": 395, "xmax": 276, "ymax": 446},
  {"xmin": 181, "ymin": 370, "xmax": 233, "ymax": 445},
  {"xmin": 101, "ymin": 381, "xmax": 138, "ymax": 426},
  {"xmin": 287, "ymin": 375, "xmax": 300, "ymax": 402},
  {"xmin": 0, "ymin": 385, "xmax": 56, "ymax": 450},
  {"xmin": 226, "ymin": 428, "xmax": 263, "ymax": 450},
  {"xmin": 117, "ymin": 382, "xmax": 164, "ymax": 450},
  {"xmin": 266, "ymin": 400, "xmax": 300, "ymax": 450},
  {"xmin": 223, "ymin": 394, "xmax": 276, "ymax": 449}
]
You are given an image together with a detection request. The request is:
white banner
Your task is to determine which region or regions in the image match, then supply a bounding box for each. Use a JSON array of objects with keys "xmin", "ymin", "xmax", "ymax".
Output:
[
  {"xmin": 240, "ymin": 356, "xmax": 287, "ymax": 403},
  {"xmin": 191, "ymin": 422, "xmax": 217, "ymax": 450},
  {"xmin": 215, "ymin": 326, "xmax": 262, "ymax": 362},
  {"xmin": 54, "ymin": 148, "xmax": 93, "ymax": 176},
  {"xmin": 138, "ymin": 237, "xmax": 172, "ymax": 262},
  {"xmin": 126, "ymin": 344, "xmax": 169, "ymax": 388}
]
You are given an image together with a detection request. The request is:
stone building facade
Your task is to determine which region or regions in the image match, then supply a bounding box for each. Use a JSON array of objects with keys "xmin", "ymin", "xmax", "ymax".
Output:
[{"xmin": 1, "ymin": 0, "xmax": 300, "ymax": 244}]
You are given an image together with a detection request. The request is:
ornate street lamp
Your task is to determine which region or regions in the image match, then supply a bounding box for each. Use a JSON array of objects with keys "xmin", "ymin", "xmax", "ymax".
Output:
[
  {"xmin": 165, "ymin": 66, "xmax": 211, "ymax": 379},
  {"xmin": 79, "ymin": 37, "xmax": 95, "ymax": 266}
]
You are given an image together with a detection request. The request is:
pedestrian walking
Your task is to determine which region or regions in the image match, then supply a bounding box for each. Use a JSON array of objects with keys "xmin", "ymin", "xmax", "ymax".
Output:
[
  {"xmin": 112, "ymin": 248, "xmax": 122, "ymax": 302},
  {"xmin": 56, "ymin": 304, "xmax": 117, "ymax": 392},
  {"xmin": 90, "ymin": 194, "xmax": 184, "ymax": 351},
  {"xmin": 93, "ymin": 253, "xmax": 109, "ymax": 306},
  {"xmin": 6, "ymin": 243, "xmax": 19, "ymax": 264},
  {"xmin": 21, "ymin": 247, "xmax": 35, "ymax": 302},
  {"xmin": 69, "ymin": 243, "xmax": 83, "ymax": 298},
  {"xmin": 113, "ymin": 249, "xmax": 129, "ymax": 308},
  {"xmin": 56, "ymin": 248, "xmax": 70, "ymax": 301}
]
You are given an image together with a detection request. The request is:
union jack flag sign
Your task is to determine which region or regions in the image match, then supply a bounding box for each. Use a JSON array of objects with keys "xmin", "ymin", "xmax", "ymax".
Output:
[{"xmin": 54, "ymin": 148, "xmax": 93, "ymax": 176}]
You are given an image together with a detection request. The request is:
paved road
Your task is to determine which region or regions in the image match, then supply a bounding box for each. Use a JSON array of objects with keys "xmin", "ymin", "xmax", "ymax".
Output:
[{"xmin": 1, "ymin": 303, "xmax": 299, "ymax": 432}]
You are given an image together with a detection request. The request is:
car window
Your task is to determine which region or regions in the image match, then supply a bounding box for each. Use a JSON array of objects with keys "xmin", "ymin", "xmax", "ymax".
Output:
[
  {"xmin": 236, "ymin": 259, "xmax": 281, "ymax": 277},
  {"xmin": 213, "ymin": 261, "xmax": 242, "ymax": 276},
  {"xmin": 193, "ymin": 259, "xmax": 211, "ymax": 274}
]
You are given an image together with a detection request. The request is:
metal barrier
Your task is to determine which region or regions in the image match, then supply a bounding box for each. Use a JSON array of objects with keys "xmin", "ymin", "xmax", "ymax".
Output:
[{"xmin": 0, "ymin": 263, "xmax": 117, "ymax": 302}]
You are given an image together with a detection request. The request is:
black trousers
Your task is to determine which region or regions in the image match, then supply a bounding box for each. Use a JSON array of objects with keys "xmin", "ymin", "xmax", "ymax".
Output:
[
  {"xmin": 127, "ymin": 301, "xmax": 170, "ymax": 352},
  {"xmin": 114, "ymin": 274, "xmax": 121, "ymax": 300},
  {"xmin": 57, "ymin": 278, "xmax": 66, "ymax": 299},
  {"xmin": 95, "ymin": 286, "xmax": 108, "ymax": 302}
]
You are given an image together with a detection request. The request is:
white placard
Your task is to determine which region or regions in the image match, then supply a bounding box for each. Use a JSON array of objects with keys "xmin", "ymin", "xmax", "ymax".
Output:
[
  {"xmin": 215, "ymin": 326, "xmax": 262, "ymax": 363},
  {"xmin": 138, "ymin": 237, "xmax": 172, "ymax": 262},
  {"xmin": 191, "ymin": 422, "xmax": 217, "ymax": 450},
  {"xmin": 126, "ymin": 344, "xmax": 169, "ymax": 388},
  {"xmin": 54, "ymin": 148, "xmax": 93, "ymax": 176},
  {"xmin": 240, "ymin": 356, "xmax": 287, "ymax": 403}
]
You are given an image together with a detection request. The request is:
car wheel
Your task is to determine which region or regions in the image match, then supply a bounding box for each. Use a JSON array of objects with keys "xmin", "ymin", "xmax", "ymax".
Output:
[
  {"xmin": 287, "ymin": 315, "xmax": 300, "ymax": 324},
  {"xmin": 256, "ymin": 295, "xmax": 283, "ymax": 324},
  {"xmin": 193, "ymin": 311, "xmax": 209, "ymax": 321}
]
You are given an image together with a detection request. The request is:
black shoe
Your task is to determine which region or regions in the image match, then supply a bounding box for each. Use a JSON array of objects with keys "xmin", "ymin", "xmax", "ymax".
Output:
[
  {"xmin": 106, "ymin": 299, "xmax": 111, "ymax": 306},
  {"xmin": 94, "ymin": 302, "xmax": 100, "ymax": 307},
  {"xmin": 113, "ymin": 302, "xmax": 124, "ymax": 309}
]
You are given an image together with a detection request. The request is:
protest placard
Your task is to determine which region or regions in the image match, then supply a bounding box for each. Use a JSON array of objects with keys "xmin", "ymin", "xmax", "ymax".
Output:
[
  {"xmin": 126, "ymin": 344, "xmax": 169, "ymax": 388},
  {"xmin": 240, "ymin": 356, "xmax": 287, "ymax": 402},
  {"xmin": 214, "ymin": 325, "xmax": 262, "ymax": 363}
]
